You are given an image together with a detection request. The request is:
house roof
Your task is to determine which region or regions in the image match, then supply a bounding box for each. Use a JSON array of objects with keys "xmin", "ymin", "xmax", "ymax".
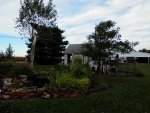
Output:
[
  {"xmin": 64, "ymin": 44, "xmax": 82, "ymax": 54},
  {"xmin": 65, "ymin": 44, "xmax": 150, "ymax": 58},
  {"xmin": 119, "ymin": 51, "xmax": 150, "ymax": 58}
]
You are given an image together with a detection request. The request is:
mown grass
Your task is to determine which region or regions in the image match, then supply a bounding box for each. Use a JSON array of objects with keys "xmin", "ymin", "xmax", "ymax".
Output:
[
  {"xmin": 0, "ymin": 64, "xmax": 150, "ymax": 113},
  {"xmin": 33, "ymin": 65, "xmax": 53, "ymax": 73}
]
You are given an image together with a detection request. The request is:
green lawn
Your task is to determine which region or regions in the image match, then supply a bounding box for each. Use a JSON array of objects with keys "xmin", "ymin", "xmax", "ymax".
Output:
[
  {"xmin": 33, "ymin": 65, "xmax": 53, "ymax": 73},
  {"xmin": 0, "ymin": 64, "xmax": 150, "ymax": 113}
]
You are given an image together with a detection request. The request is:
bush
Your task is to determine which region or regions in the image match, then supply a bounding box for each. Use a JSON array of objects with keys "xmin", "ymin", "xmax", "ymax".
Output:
[
  {"xmin": 70, "ymin": 57, "xmax": 91, "ymax": 78},
  {"xmin": 46, "ymin": 58, "xmax": 91, "ymax": 93},
  {"xmin": 9, "ymin": 63, "xmax": 34, "ymax": 77},
  {"xmin": 58, "ymin": 74, "xmax": 90, "ymax": 93},
  {"xmin": 0, "ymin": 61, "xmax": 14, "ymax": 76},
  {"xmin": 54, "ymin": 64, "xmax": 67, "ymax": 75},
  {"xmin": 47, "ymin": 69, "xmax": 60, "ymax": 87}
]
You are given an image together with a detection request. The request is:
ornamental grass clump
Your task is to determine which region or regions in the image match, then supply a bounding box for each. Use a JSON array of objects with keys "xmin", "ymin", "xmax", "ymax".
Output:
[
  {"xmin": 47, "ymin": 58, "xmax": 92, "ymax": 94},
  {"xmin": 70, "ymin": 57, "xmax": 91, "ymax": 78},
  {"xmin": 53, "ymin": 73, "xmax": 90, "ymax": 93}
]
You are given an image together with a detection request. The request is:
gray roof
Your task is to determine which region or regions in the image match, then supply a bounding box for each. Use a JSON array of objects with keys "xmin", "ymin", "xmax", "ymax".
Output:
[
  {"xmin": 119, "ymin": 51, "xmax": 150, "ymax": 58},
  {"xmin": 64, "ymin": 44, "xmax": 82, "ymax": 54}
]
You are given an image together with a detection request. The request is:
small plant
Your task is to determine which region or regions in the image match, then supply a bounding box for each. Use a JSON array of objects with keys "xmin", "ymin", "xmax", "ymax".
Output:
[
  {"xmin": 55, "ymin": 64, "xmax": 66, "ymax": 75},
  {"xmin": 47, "ymin": 69, "xmax": 60, "ymax": 88},
  {"xmin": 70, "ymin": 57, "xmax": 91, "ymax": 78}
]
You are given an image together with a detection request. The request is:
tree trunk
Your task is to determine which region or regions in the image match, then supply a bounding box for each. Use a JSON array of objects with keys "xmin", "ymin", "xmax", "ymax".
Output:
[
  {"xmin": 28, "ymin": 36, "xmax": 37, "ymax": 69},
  {"xmin": 97, "ymin": 60, "xmax": 101, "ymax": 79}
]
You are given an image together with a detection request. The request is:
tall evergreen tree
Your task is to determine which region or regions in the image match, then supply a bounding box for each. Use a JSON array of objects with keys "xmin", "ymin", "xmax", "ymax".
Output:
[
  {"xmin": 16, "ymin": 0, "xmax": 57, "ymax": 68},
  {"xmin": 27, "ymin": 24, "xmax": 68, "ymax": 65},
  {"xmin": 0, "ymin": 50, "xmax": 5, "ymax": 62}
]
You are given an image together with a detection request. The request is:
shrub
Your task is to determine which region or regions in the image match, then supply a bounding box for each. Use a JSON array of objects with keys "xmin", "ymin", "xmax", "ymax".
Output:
[
  {"xmin": 53, "ymin": 73, "xmax": 90, "ymax": 93},
  {"xmin": 46, "ymin": 57, "xmax": 91, "ymax": 93},
  {"xmin": 0, "ymin": 61, "xmax": 14, "ymax": 76},
  {"xmin": 54, "ymin": 64, "xmax": 66, "ymax": 75},
  {"xmin": 9, "ymin": 63, "xmax": 34, "ymax": 77},
  {"xmin": 47, "ymin": 69, "xmax": 60, "ymax": 87},
  {"xmin": 70, "ymin": 57, "xmax": 91, "ymax": 78}
]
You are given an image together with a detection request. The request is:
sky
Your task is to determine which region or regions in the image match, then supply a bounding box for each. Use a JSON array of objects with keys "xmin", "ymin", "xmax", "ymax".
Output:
[{"xmin": 0, "ymin": 0, "xmax": 150, "ymax": 56}]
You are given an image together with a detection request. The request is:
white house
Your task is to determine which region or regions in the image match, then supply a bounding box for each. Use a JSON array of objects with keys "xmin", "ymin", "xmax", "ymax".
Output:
[
  {"xmin": 64, "ymin": 44, "xmax": 89, "ymax": 64},
  {"xmin": 64, "ymin": 44, "xmax": 150, "ymax": 64}
]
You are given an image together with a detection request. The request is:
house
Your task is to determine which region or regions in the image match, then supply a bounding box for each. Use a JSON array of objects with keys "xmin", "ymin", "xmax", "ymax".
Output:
[
  {"xmin": 64, "ymin": 44, "xmax": 150, "ymax": 64},
  {"xmin": 64, "ymin": 44, "xmax": 89, "ymax": 64}
]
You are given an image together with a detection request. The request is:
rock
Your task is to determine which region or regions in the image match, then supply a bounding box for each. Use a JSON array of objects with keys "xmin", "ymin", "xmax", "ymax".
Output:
[
  {"xmin": 42, "ymin": 92, "xmax": 50, "ymax": 99},
  {"xmin": 2, "ymin": 78, "xmax": 13, "ymax": 89},
  {"xmin": 69, "ymin": 92, "xmax": 78, "ymax": 98},
  {"xmin": 15, "ymin": 88, "xmax": 26, "ymax": 93},
  {"xmin": 37, "ymin": 87, "xmax": 46, "ymax": 92},
  {"xmin": 53, "ymin": 93, "xmax": 58, "ymax": 98},
  {"xmin": 38, "ymin": 84, "xmax": 50, "ymax": 92},
  {"xmin": 19, "ymin": 75, "xmax": 27, "ymax": 79},
  {"xmin": 3, "ymin": 95, "xmax": 10, "ymax": 100},
  {"xmin": 28, "ymin": 93, "xmax": 37, "ymax": 98},
  {"xmin": 3, "ymin": 78, "xmax": 12, "ymax": 84},
  {"xmin": 3, "ymin": 78, "xmax": 12, "ymax": 85}
]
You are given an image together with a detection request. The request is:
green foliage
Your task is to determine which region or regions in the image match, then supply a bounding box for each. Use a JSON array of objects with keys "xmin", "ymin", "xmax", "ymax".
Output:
[
  {"xmin": 71, "ymin": 57, "xmax": 91, "ymax": 78},
  {"xmin": 46, "ymin": 62, "xmax": 91, "ymax": 93},
  {"xmin": 0, "ymin": 61, "xmax": 14, "ymax": 76},
  {"xmin": 118, "ymin": 64, "xmax": 144, "ymax": 77},
  {"xmin": 5, "ymin": 44, "xmax": 14, "ymax": 60},
  {"xmin": 139, "ymin": 48, "xmax": 150, "ymax": 53},
  {"xmin": 82, "ymin": 20, "xmax": 139, "ymax": 76},
  {"xmin": 30, "ymin": 26, "xmax": 68, "ymax": 65},
  {"xmin": 16, "ymin": 0, "xmax": 57, "ymax": 36},
  {"xmin": 47, "ymin": 69, "xmax": 60, "ymax": 87},
  {"xmin": 47, "ymin": 65, "xmax": 68, "ymax": 88},
  {"xmin": 1, "ymin": 64, "xmax": 150, "ymax": 113},
  {"xmin": 55, "ymin": 73, "xmax": 90, "ymax": 93},
  {"xmin": 16, "ymin": 0, "xmax": 58, "ymax": 67},
  {"xmin": 0, "ymin": 62, "xmax": 33, "ymax": 77},
  {"xmin": 55, "ymin": 64, "xmax": 67, "ymax": 75},
  {"xmin": 0, "ymin": 50, "xmax": 5, "ymax": 62},
  {"xmin": 73, "ymin": 57, "xmax": 82, "ymax": 64},
  {"xmin": 34, "ymin": 65, "xmax": 53, "ymax": 73},
  {"xmin": 9, "ymin": 63, "xmax": 34, "ymax": 77},
  {"xmin": 134, "ymin": 66, "xmax": 144, "ymax": 77}
]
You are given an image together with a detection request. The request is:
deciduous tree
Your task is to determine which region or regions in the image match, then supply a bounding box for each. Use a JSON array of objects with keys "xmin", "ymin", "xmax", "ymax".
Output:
[
  {"xmin": 82, "ymin": 20, "xmax": 139, "ymax": 77},
  {"xmin": 139, "ymin": 48, "xmax": 150, "ymax": 53},
  {"xmin": 16, "ymin": 0, "xmax": 57, "ymax": 68}
]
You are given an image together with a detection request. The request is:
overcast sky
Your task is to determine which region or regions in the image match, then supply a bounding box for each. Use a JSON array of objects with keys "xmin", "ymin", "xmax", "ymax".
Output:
[{"xmin": 0, "ymin": 0, "xmax": 150, "ymax": 56}]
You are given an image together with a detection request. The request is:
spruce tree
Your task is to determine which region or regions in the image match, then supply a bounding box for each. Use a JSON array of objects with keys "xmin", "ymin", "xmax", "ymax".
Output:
[
  {"xmin": 5, "ymin": 44, "xmax": 14, "ymax": 60},
  {"xmin": 27, "ymin": 24, "xmax": 68, "ymax": 65}
]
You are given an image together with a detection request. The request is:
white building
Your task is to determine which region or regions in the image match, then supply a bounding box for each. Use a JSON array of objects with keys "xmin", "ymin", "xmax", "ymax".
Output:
[{"xmin": 64, "ymin": 44, "xmax": 150, "ymax": 64}]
